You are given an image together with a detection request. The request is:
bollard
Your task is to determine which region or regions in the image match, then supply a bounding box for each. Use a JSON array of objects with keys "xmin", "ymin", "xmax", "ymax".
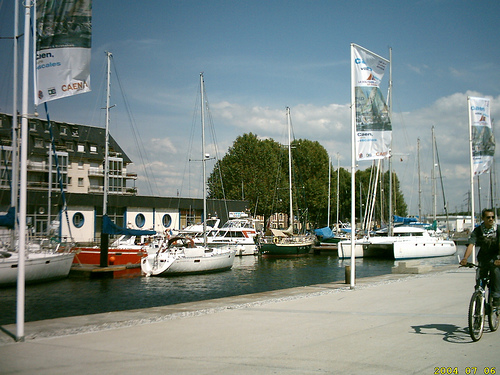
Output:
[{"xmin": 345, "ymin": 265, "xmax": 351, "ymax": 284}]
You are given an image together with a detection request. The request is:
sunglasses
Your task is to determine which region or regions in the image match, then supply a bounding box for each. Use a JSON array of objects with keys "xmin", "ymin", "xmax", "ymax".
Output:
[{"xmin": 485, "ymin": 216, "xmax": 495, "ymax": 219}]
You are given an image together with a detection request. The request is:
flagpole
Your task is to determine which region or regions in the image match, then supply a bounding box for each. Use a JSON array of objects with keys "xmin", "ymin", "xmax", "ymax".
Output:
[
  {"xmin": 467, "ymin": 96, "xmax": 476, "ymax": 264},
  {"xmin": 350, "ymin": 43, "xmax": 356, "ymax": 289},
  {"xmin": 17, "ymin": 0, "xmax": 33, "ymax": 342}
]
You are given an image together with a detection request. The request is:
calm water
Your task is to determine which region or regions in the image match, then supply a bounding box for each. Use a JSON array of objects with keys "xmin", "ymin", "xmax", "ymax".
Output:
[{"xmin": 0, "ymin": 251, "xmax": 462, "ymax": 325}]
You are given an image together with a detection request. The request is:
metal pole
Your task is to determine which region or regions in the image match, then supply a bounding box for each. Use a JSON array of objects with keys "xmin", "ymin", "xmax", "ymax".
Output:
[
  {"xmin": 467, "ymin": 97, "xmax": 476, "ymax": 264},
  {"xmin": 350, "ymin": 44, "xmax": 356, "ymax": 289},
  {"xmin": 201, "ymin": 73, "xmax": 207, "ymax": 247},
  {"xmin": 100, "ymin": 51, "xmax": 112, "ymax": 267},
  {"xmin": 17, "ymin": 0, "xmax": 32, "ymax": 342},
  {"xmin": 327, "ymin": 155, "xmax": 331, "ymax": 228}
]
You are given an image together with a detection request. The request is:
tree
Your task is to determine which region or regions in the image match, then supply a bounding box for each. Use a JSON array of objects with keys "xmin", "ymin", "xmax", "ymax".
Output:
[{"xmin": 208, "ymin": 133, "xmax": 408, "ymax": 229}]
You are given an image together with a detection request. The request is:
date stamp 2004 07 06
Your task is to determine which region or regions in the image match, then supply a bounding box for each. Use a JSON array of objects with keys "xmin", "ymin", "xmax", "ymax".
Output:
[{"xmin": 434, "ymin": 368, "xmax": 496, "ymax": 375}]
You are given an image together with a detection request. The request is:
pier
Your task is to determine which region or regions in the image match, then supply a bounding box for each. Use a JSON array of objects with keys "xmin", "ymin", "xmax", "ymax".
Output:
[{"xmin": 1, "ymin": 264, "xmax": 496, "ymax": 374}]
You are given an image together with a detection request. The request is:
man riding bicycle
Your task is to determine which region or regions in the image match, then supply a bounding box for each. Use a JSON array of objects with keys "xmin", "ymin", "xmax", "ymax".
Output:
[{"xmin": 460, "ymin": 208, "xmax": 500, "ymax": 307}]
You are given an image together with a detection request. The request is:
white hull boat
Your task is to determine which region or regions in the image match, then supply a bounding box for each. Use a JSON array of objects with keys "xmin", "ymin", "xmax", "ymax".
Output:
[
  {"xmin": 202, "ymin": 218, "xmax": 259, "ymax": 256},
  {"xmin": 0, "ymin": 251, "xmax": 74, "ymax": 286},
  {"xmin": 141, "ymin": 74, "xmax": 236, "ymax": 277},
  {"xmin": 338, "ymin": 226, "xmax": 456, "ymax": 259},
  {"xmin": 141, "ymin": 237, "xmax": 235, "ymax": 276}
]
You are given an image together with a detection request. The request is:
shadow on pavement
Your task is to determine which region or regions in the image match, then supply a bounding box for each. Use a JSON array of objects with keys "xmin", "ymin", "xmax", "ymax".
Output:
[{"xmin": 411, "ymin": 323, "xmax": 472, "ymax": 344}]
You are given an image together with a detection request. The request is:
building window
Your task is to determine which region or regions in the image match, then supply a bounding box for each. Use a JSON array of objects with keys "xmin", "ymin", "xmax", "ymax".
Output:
[
  {"xmin": 90, "ymin": 145, "xmax": 97, "ymax": 153},
  {"xmin": 29, "ymin": 122, "xmax": 36, "ymax": 132},
  {"xmin": 135, "ymin": 213, "xmax": 145, "ymax": 228},
  {"xmin": 60, "ymin": 126, "xmax": 67, "ymax": 135},
  {"xmin": 78, "ymin": 161, "xmax": 83, "ymax": 169},
  {"xmin": 162, "ymin": 214, "xmax": 172, "ymax": 228},
  {"xmin": 73, "ymin": 212, "xmax": 84, "ymax": 228},
  {"xmin": 77, "ymin": 144, "xmax": 85, "ymax": 153},
  {"xmin": 34, "ymin": 138, "xmax": 44, "ymax": 148},
  {"xmin": 66, "ymin": 142, "xmax": 74, "ymax": 152},
  {"xmin": 68, "ymin": 177, "xmax": 72, "ymax": 185},
  {"xmin": 78, "ymin": 177, "xmax": 84, "ymax": 187}
]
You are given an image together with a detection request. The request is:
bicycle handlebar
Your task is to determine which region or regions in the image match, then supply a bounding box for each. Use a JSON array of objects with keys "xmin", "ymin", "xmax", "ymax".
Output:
[{"xmin": 459, "ymin": 262, "xmax": 478, "ymax": 268}]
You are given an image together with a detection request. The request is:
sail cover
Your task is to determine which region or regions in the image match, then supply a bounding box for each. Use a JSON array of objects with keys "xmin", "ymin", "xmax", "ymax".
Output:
[
  {"xmin": 35, "ymin": 0, "xmax": 92, "ymax": 104},
  {"xmin": 0, "ymin": 207, "xmax": 15, "ymax": 229},
  {"xmin": 352, "ymin": 44, "xmax": 391, "ymax": 161},
  {"xmin": 468, "ymin": 97, "xmax": 495, "ymax": 176},
  {"xmin": 102, "ymin": 215, "xmax": 156, "ymax": 236}
]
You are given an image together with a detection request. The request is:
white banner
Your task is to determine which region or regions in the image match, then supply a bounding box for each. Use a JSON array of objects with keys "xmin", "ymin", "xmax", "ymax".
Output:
[
  {"xmin": 35, "ymin": 0, "xmax": 92, "ymax": 105},
  {"xmin": 352, "ymin": 44, "xmax": 391, "ymax": 161},
  {"xmin": 469, "ymin": 97, "xmax": 495, "ymax": 175}
]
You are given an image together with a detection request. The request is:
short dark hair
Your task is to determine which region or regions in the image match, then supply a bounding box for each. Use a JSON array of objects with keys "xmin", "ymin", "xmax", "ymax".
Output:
[{"xmin": 481, "ymin": 208, "xmax": 495, "ymax": 218}]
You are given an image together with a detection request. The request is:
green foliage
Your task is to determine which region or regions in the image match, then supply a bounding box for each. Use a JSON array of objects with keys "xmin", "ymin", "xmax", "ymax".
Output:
[{"xmin": 207, "ymin": 133, "xmax": 408, "ymax": 228}]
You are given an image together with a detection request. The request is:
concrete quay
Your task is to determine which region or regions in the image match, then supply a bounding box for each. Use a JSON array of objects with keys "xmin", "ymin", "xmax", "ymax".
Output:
[{"xmin": 1, "ymin": 264, "xmax": 499, "ymax": 374}]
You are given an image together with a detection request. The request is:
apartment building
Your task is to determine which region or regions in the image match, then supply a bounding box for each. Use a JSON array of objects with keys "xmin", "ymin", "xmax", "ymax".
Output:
[{"xmin": 0, "ymin": 113, "xmax": 247, "ymax": 243}]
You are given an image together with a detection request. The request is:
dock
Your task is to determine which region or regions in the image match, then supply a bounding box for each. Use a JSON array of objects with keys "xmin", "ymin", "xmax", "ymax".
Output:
[{"xmin": 1, "ymin": 264, "xmax": 497, "ymax": 374}]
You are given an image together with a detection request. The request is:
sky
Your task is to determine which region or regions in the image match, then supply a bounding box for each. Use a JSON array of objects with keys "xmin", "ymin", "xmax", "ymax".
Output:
[{"xmin": 0, "ymin": 0, "xmax": 499, "ymax": 219}]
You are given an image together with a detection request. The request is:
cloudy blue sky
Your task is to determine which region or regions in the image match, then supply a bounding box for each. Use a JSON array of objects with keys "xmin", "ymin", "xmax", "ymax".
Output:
[{"xmin": 0, "ymin": 0, "xmax": 499, "ymax": 218}]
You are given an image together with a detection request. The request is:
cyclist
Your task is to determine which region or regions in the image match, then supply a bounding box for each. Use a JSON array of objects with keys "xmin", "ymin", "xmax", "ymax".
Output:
[{"xmin": 460, "ymin": 208, "xmax": 500, "ymax": 307}]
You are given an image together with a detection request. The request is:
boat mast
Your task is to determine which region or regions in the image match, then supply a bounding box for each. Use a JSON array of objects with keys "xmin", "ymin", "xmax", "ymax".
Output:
[
  {"xmin": 201, "ymin": 73, "xmax": 207, "ymax": 247},
  {"xmin": 336, "ymin": 153, "xmax": 340, "ymax": 233},
  {"xmin": 286, "ymin": 107, "xmax": 294, "ymax": 233},
  {"xmin": 100, "ymin": 51, "xmax": 112, "ymax": 267},
  {"xmin": 327, "ymin": 155, "xmax": 331, "ymax": 228},
  {"xmin": 388, "ymin": 47, "xmax": 393, "ymax": 236},
  {"xmin": 417, "ymin": 138, "xmax": 422, "ymax": 221},
  {"xmin": 432, "ymin": 126, "xmax": 437, "ymax": 221}
]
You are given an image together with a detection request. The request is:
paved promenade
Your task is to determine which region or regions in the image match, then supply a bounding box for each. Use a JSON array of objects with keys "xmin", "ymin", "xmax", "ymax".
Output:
[{"xmin": 1, "ymin": 264, "xmax": 499, "ymax": 374}]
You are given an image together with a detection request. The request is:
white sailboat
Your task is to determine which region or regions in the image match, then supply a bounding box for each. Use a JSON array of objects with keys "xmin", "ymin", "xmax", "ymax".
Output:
[
  {"xmin": 141, "ymin": 73, "xmax": 235, "ymax": 276},
  {"xmin": 257, "ymin": 107, "xmax": 315, "ymax": 257},
  {"xmin": 0, "ymin": 2, "xmax": 74, "ymax": 288}
]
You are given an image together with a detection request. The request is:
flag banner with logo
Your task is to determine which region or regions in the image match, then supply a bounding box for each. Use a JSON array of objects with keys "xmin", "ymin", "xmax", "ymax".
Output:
[
  {"xmin": 35, "ymin": 0, "xmax": 92, "ymax": 105},
  {"xmin": 469, "ymin": 96, "xmax": 495, "ymax": 175},
  {"xmin": 352, "ymin": 44, "xmax": 391, "ymax": 161}
]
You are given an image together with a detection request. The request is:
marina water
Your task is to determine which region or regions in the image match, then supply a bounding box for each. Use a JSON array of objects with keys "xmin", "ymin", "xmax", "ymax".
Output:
[{"xmin": 0, "ymin": 250, "xmax": 463, "ymax": 325}]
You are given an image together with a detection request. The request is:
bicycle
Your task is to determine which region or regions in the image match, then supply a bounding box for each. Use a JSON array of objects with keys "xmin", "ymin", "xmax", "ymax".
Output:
[{"xmin": 460, "ymin": 262, "xmax": 500, "ymax": 341}]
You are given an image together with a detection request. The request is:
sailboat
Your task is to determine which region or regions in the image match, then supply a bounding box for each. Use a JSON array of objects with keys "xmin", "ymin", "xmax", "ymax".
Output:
[
  {"xmin": 71, "ymin": 52, "xmax": 157, "ymax": 268},
  {"xmin": 0, "ymin": 4, "xmax": 74, "ymax": 287},
  {"xmin": 257, "ymin": 107, "xmax": 315, "ymax": 257},
  {"xmin": 140, "ymin": 73, "xmax": 235, "ymax": 276}
]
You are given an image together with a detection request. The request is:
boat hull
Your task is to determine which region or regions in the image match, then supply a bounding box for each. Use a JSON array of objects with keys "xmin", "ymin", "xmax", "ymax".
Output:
[
  {"xmin": 0, "ymin": 252, "xmax": 75, "ymax": 287},
  {"xmin": 72, "ymin": 247, "xmax": 146, "ymax": 266},
  {"xmin": 141, "ymin": 248, "xmax": 235, "ymax": 276},
  {"xmin": 259, "ymin": 242, "xmax": 312, "ymax": 257},
  {"xmin": 338, "ymin": 238, "xmax": 457, "ymax": 259}
]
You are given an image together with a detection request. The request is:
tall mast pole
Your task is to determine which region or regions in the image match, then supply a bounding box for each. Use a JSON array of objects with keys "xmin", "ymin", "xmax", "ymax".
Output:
[
  {"xmin": 432, "ymin": 126, "xmax": 437, "ymax": 221},
  {"xmin": 336, "ymin": 153, "xmax": 340, "ymax": 232},
  {"xmin": 327, "ymin": 155, "xmax": 331, "ymax": 228},
  {"xmin": 417, "ymin": 138, "xmax": 422, "ymax": 221},
  {"xmin": 201, "ymin": 73, "xmax": 207, "ymax": 246},
  {"xmin": 287, "ymin": 107, "xmax": 293, "ymax": 232},
  {"xmin": 388, "ymin": 47, "xmax": 393, "ymax": 236},
  {"xmin": 99, "ymin": 51, "xmax": 112, "ymax": 267}
]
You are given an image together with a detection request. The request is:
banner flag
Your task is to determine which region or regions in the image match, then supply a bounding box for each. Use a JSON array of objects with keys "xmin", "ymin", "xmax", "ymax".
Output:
[
  {"xmin": 352, "ymin": 44, "xmax": 391, "ymax": 161},
  {"xmin": 35, "ymin": 0, "xmax": 92, "ymax": 105},
  {"xmin": 469, "ymin": 97, "xmax": 495, "ymax": 176}
]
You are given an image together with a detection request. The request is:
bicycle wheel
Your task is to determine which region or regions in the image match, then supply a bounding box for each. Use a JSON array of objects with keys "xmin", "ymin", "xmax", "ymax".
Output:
[
  {"xmin": 488, "ymin": 292, "xmax": 500, "ymax": 332},
  {"xmin": 468, "ymin": 291, "xmax": 485, "ymax": 341}
]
